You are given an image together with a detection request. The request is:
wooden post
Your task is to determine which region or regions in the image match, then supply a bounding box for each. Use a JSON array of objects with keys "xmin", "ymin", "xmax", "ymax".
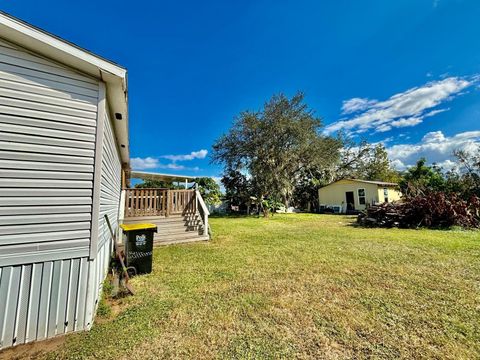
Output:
[
  {"xmin": 134, "ymin": 189, "xmax": 139, "ymax": 216},
  {"xmin": 166, "ymin": 190, "xmax": 170, "ymax": 217},
  {"xmin": 153, "ymin": 189, "xmax": 157, "ymax": 216}
]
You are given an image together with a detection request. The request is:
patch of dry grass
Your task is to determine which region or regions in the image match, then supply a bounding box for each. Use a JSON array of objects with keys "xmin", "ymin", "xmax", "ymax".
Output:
[{"xmin": 45, "ymin": 214, "xmax": 479, "ymax": 359}]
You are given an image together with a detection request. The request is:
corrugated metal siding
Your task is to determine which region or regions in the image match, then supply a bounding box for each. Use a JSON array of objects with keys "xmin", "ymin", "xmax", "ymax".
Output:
[
  {"xmin": 0, "ymin": 37, "xmax": 99, "ymax": 265},
  {"xmin": 84, "ymin": 240, "xmax": 111, "ymax": 329},
  {"xmin": 0, "ymin": 252, "xmax": 113, "ymax": 349},
  {"xmin": 0, "ymin": 259, "xmax": 89, "ymax": 348}
]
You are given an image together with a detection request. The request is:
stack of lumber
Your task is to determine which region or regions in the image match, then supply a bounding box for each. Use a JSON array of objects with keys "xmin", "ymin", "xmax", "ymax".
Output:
[{"xmin": 357, "ymin": 203, "xmax": 402, "ymax": 228}]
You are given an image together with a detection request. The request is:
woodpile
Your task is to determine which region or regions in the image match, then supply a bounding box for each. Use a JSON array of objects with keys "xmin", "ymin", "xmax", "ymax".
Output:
[
  {"xmin": 357, "ymin": 203, "xmax": 403, "ymax": 228},
  {"xmin": 358, "ymin": 192, "xmax": 480, "ymax": 229}
]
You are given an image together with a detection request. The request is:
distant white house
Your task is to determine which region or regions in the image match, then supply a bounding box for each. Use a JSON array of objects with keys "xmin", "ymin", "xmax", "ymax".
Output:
[
  {"xmin": 0, "ymin": 12, "xmax": 129, "ymax": 349},
  {"xmin": 318, "ymin": 179, "xmax": 402, "ymax": 213}
]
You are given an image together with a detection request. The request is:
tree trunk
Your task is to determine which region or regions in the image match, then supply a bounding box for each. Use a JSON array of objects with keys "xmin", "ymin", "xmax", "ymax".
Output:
[
  {"xmin": 260, "ymin": 200, "xmax": 269, "ymax": 218},
  {"xmin": 283, "ymin": 194, "xmax": 289, "ymax": 210}
]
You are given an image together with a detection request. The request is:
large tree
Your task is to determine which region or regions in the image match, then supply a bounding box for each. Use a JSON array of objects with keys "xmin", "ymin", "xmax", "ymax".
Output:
[
  {"xmin": 221, "ymin": 169, "xmax": 252, "ymax": 210},
  {"xmin": 399, "ymin": 158, "xmax": 446, "ymax": 195},
  {"xmin": 354, "ymin": 144, "xmax": 401, "ymax": 183},
  {"xmin": 335, "ymin": 140, "xmax": 400, "ymax": 183},
  {"xmin": 399, "ymin": 150, "xmax": 480, "ymax": 199},
  {"xmin": 453, "ymin": 149, "xmax": 480, "ymax": 196},
  {"xmin": 212, "ymin": 92, "xmax": 342, "ymax": 214},
  {"xmin": 134, "ymin": 179, "xmax": 180, "ymax": 189}
]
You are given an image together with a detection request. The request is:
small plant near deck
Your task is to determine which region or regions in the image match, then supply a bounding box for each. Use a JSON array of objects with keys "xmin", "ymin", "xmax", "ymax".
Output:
[
  {"xmin": 260, "ymin": 198, "xmax": 283, "ymax": 217},
  {"xmin": 96, "ymin": 279, "xmax": 114, "ymax": 318}
]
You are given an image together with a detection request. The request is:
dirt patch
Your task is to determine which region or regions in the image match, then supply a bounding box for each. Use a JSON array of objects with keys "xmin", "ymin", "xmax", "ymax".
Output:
[
  {"xmin": 95, "ymin": 297, "xmax": 129, "ymax": 325},
  {"xmin": 0, "ymin": 335, "xmax": 65, "ymax": 360}
]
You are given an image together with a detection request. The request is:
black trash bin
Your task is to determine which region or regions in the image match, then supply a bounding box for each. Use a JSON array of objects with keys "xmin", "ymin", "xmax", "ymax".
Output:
[{"xmin": 120, "ymin": 223, "xmax": 157, "ymax": 274}]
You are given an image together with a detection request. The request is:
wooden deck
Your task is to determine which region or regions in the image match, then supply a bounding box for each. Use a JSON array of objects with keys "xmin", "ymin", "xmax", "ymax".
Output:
[{"xmin": 121, "ymin": 189, "xmax": 210, "ymax": 246}]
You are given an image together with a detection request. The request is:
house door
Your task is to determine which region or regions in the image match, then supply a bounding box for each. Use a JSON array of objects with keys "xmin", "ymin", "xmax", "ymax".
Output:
[{"xmin": 345, "ymin": 191, "xmax": 355, "ymax": 211}]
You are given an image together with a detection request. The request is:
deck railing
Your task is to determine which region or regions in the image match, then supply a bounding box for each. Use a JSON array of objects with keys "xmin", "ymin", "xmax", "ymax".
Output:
[
  {"xmin": 196, "ymin": 189, "xmax": 210, "ymax": 236},
  {"xmin": 169, "ymin": 189, "xmax": 196, "ymax": 215},
  {"xmin": 124, "ymin": 188, "xmax": 168, "ymax": 217},
  {"xmin": 123, "ymin": 188, "xmax": 197, "ymax": 217}
]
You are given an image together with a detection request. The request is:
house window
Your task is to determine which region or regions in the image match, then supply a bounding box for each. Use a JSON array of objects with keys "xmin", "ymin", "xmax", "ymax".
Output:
[
  {"xmin": 384, "ymin": 188, "xmax": 389, "ymax": 203},
  {"xmin": 358, "ymin": 188, "xmax": 366, "ymax": 205}
]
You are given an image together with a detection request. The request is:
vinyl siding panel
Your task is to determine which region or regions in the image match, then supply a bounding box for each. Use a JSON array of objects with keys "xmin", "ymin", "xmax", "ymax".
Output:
[
  {"xmin": 0, "ymin": 205, "xmax": 91, "ymax": 216},
  {"xmin": 0, "ymin": 150, "xmax": 95, "ymax": 165},
  {"xmin": 0, "ymin": 38, "xmax": 98, "ymax": 261},
  {"xmin": 97, "ymin": 107, "xmax": 121, "ymax": 250}
]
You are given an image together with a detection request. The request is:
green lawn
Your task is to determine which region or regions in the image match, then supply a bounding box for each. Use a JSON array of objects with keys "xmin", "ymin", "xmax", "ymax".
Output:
[{"xmin": 49, "ymin": 214, "xmax": 479, "ymax": 359}]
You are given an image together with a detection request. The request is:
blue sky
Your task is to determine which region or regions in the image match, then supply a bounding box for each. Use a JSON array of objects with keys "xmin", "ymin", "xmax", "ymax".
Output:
[{"xmin": 4, "ymin": 0, "xmax": 480, "ymax": 178}]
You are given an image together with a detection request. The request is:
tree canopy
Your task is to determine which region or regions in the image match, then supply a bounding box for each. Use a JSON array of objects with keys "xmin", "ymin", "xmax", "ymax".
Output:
[
  {"xmin": 335, "ymin": 140, "xmax": 400, "ymax": 183},
  {"xmin": 399, "ymin": 158, "xmax": 446, "ymax": 195},
  {"xmin": 194, "ymin": 177, "xmax": 222, "ymax": 206},
  {"xmin": 134, "ymin": 179, "xmax": 180, "ymax": 189},
  {"xmin": 399, "ymin": 150, "xmax": 480, "ymax": 200},
  {"xmin": 212, "ymin": 92, "xmax": 342, "ymax": 212}
]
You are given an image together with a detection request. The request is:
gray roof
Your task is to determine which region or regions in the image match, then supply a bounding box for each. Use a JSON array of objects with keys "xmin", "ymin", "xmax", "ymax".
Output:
[
  {"xmin": 325, "ymin": 178, "xmax": 399, "ymax": 187},
  {"xmin": 131, "ymin": 171, "xmax": 196, "ymax": 182}
]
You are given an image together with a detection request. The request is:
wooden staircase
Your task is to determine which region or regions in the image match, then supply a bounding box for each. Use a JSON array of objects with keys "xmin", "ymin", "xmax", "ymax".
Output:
[
  {"xmin": 123, "ymin": 214, "xmax": 209, "ymax": 246},
  {"xmin": 120, "ymin": 188, "xmax": 210, "ymax": 246}
]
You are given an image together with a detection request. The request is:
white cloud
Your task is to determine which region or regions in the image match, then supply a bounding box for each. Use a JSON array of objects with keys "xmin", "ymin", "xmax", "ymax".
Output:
[
  {"xmin": 422, "ymin": 130, "xmax": 446, "ymax": 143},
  {"xmin": 376, "ymin": 117, "xmax": 424, "ymax": 133},
  {"xmin": 372, "ymin": 136, "xmax": 394, "ymax": 145},
  {"xmin": 435, "ymin": 159, "xmax": 457, "ymax": 171},
  {"xmin": 341, "ymin": 97, "xmax": 378, "ymax": 114},
  {"xmin": 163, "ymin": 149, "xmax": 208, "ymax": 162},
  {"xmin": 131, "ymin": 158, "xmax": 200, "ymax": 172},
  {"xmin": 130, "ymin": 157, "xmax": 159, "ymax": 170},
  {"xmin": 325, "ymin": 77, "xmax": 475, "ymax": 135},
  {"xmin": 386, "ymin": 130, "xmax": 480, "ymax": 170},
  {"xmin": 162, "ymin": 163, "xmax": 186, "ymax": 170},
  {"xmin": 131, "ymin": 149, "xmax": 207, "ymax": 171}
]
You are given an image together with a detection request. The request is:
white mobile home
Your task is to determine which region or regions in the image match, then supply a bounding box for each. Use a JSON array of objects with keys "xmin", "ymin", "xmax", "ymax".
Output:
[{"xmin": 0, "ymin": 13, "xmax": 128, "ymax": 349}]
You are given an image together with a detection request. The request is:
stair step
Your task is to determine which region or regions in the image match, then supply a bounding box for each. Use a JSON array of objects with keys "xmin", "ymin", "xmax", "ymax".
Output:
[
  {"xmin": 123, "ymin": 214, "xmax": 207, "ymax": 245},
  {"xmin": 154, "ymin": 220, "xmax": 200, "ymax": 226},
  {"xmin": 155, "ymin": 224, "xmax": 200, "ymax": 229},
  {"xmin": 154, "ymin": 235, "xmax": 209, "ymax": 246},
  {"xmin": 124, "ymin": 214, "xmax": 198, "ymax": 221},
  {"xmin": 153, "ymin": 219, "xmax": 200, "ymax": 226},
  {"xmin": 154, "ymin": 232, "xmax": 205, "ymax": 242},
  {"xmin": 124, "ymin": 218, "xmax": 201, "ymax": 226},
  {"xmin": 156, "ymin": 228, "xmax": 200, "ymax": 236},
  {"xmin": 155, "ymin": 229, "xmax": 199, "ymax": 236},
  {"xmin": 125, "ymin": 218, "xmax": 198, "ymax": 224}
]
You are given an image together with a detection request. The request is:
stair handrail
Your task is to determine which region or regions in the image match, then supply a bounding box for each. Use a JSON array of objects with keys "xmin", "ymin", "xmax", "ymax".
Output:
[{"xmin": 195, "ymin": 190, "xmax": 211, "ymax": 238}]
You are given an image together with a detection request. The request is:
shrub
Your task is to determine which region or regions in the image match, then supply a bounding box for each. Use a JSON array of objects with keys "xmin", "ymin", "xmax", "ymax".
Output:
[{"xmin": 358, "ymin": 192, "xmax": 480, "ymax": 229}]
